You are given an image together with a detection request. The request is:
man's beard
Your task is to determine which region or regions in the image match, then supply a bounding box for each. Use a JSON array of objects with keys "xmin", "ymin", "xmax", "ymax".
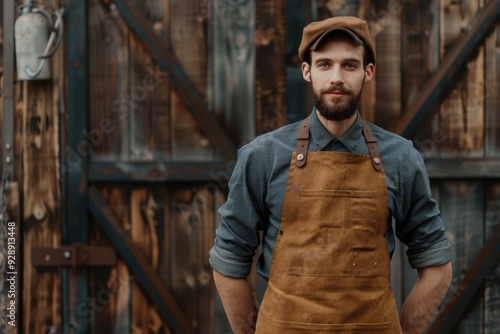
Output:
[{"xmin": 313, "ymin": 84, "xmax": 362, "ymax": 121}]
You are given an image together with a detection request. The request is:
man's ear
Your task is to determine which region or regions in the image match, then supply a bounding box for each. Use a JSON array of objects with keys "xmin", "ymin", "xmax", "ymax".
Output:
[
  {"xmin": 301, "ymin": 62, "xmax": 311, "ymax": 82},
  {"xmin": 364, "ymin": 63, "xmax": 375, "ymax": 83}
]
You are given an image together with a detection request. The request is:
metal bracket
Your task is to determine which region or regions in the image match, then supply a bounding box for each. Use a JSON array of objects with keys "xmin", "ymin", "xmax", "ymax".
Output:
[{"xmin": 32, "ymin": 243, "xmax": 116, "ymax": 271}]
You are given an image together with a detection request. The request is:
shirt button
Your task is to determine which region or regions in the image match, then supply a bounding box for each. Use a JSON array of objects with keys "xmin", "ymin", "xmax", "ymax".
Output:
[{"xmin": 297, "ymin": 153, "xmax": 304, "ymax": 161}]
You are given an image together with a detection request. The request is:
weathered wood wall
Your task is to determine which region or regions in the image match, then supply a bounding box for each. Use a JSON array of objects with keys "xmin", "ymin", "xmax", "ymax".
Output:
[{"xmin": 0, "ymin": 0, "xmax": 499, "ymax": 333}]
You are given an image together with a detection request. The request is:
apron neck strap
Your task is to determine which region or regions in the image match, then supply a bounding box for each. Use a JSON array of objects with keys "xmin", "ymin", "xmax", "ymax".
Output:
[
  {"xmin": 361, "ymin": 121, "xmax": 384, "ymax": 171},
  {"xmin": 295, "ymin": 117, "xmax": 384, "ymax": 171},
  {"xmin": 295, "ymin": 118, "xmax": 310, "ymax": 167}
]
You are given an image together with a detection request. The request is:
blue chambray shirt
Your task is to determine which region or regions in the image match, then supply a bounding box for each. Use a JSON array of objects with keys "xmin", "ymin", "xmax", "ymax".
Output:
[{"xmin": 209, "ymin": 110, "xmax": 452, "ymax": 279}]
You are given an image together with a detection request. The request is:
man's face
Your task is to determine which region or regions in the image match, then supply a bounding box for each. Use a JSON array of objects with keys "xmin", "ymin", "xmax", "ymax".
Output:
[{"xmin": 302, "ymin": 35, "xmax": 374, "ymax": 121}]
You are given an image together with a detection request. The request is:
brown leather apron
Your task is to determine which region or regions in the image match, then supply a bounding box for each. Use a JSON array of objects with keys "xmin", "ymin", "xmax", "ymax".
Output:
[{"xmin": 255, "ymin": 118, "xmax": 402, "ymax": 333}]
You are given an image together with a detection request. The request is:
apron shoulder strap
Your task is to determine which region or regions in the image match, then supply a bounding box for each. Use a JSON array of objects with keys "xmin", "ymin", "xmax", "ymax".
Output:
[
  {"xmin": 296, "ymin": 118, "xmax": 309, "ymax": 167},
  {"xmin": 361, "ymin": 121, "xmax": 384, "ymax": 171},
  {"xmin": 295, "ymin": 118, "xmax": 383, "ymax": 171}
]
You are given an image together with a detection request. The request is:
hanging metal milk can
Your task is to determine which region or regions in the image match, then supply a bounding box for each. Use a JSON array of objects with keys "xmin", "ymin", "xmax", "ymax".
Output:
[{"xmin": 14, "ymin": 1, "xmax": 63, "ymax": 80}]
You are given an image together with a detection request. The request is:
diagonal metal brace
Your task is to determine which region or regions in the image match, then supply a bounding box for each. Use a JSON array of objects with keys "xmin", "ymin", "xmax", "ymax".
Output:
[
  {"xmin": 394, "ymin": 0, "xmax": 500, "ymax": 138},
  {"xmin": 88, "ymin": 185, "xmax": 196, "ymax": 334},
  {"xmin": 113, "ymin": 0, "xmax": 237, "ymax": 160}
]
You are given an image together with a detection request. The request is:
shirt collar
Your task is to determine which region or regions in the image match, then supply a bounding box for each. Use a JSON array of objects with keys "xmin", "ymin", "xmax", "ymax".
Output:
[{"xmin": 308, "ymin": 109, "xmax": 366, "ymax": 153}]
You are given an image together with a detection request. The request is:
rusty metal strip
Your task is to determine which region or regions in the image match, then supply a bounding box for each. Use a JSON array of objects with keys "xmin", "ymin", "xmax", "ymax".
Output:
[
  {"xmin": 89, "ymin": 161, "xmax": 232, "ymax": 183},
  {"xmin": 2, "ymin": 0, "xmax": 15, "ymax": 177},
  {"xmin": 113, "ymin": 0, "xmax": 236, "ymax": 160},
  {"xmin": 427, "ymin": 223, "xmax": 500, "ymax": 334},
  {"xmin": 32, "ymin": 244, "xmax": 116, "ymax": 271},
  {"xmin": 88, "ymin": 185, "xmax": 196, "ymax": 334},
  {"xmin": 394, "ymin": 0, "xmax": 500, "ymax": 138}
]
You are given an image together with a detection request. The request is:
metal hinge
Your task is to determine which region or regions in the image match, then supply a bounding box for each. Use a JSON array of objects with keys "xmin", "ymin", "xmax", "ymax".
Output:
[{"xmin": 32, "ymin": 243, "xmax": 116, "ymax": 271}]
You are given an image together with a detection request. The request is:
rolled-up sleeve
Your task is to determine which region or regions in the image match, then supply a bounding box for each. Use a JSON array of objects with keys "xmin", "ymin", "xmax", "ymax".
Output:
[
  {"xmin": 395, "ymin": 141, "xmax": 452, "ymax": 268},
  {"xmin": 407, "ymin": 239, "xmax": 452, "ymax": 268},
  {"xmin": 209, "ymin": 143, "xmax": 268, "ymax": 277}
]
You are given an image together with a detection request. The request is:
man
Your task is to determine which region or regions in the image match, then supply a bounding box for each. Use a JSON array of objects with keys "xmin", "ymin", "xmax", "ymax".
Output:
[{"xmin": 209, "ymin": 16, "xmax": 452, "ymax": 334}]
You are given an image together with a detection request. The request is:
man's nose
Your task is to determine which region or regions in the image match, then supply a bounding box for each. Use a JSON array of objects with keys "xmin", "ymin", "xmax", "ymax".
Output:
[{"xmin": 329, "ymin": 66, "xmax": 344, "ymax": 85}]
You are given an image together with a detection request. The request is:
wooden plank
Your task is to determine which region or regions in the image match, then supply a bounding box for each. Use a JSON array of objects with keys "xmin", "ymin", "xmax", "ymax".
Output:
[
  {"xmin": 485, "ymin": 21, "xmax": 500, "ymax": 158},
  {"xmin": 129, "ymin": 36, "xmax": 155, "ymax": 161},
  {"xmin": 88, "ymin": 0, "xmax": 130, "ymax": 160},
  {"xmin": 212, "ymin": 0, "xmax": 255, "ymax": 144},
  {"xmin": 439, "ymin": 181, "xmax": 484, "ymax": 334},
  {"xmin": 130, "ymin": 188, "xmax": 169, "ymax": 332},
  {"xmin": 439, "ymin": 0, "xmax": 484, "ymax": 158},
  {"xmin": 89, "ymin": 186, "xmax": 132, "ymax": 333},
  {"xmin": 170, "ymin": 0, "xmax": 207, "ymax": 94},
  {"xmin": 285, "ymin": 0, "xmax": 309, "ymax": 125},
  {"xmin": 146, "ymin": 0, "xmax": 172, "ymax": 161},
  {"xmin": 22, "ymin": 80, "xmax": 62, "ymax": 333},
  {"xmin": 171, "ymin": 186, "xmax": 221, "ymax": 332},
  {"xmin": 401, "ymin": 0, "xmax": 438, "ymax": 106},
  {"xmin": 128, "ymin": 0, "xmax": 172, "ymax": 162},
  {"xmin": 171, "ymin": 0, "xmax": 214, "ymax": 160},
  {"xmin": 170, "ymin": 91, "xmax": 214, "ymax": 160},
  {"xmin": 401, "ymin": 0, "xmax": 440, "ymax": 159},
  {"xmin": 370, "ymin": 0, "xmax": 402, "ymax": 130},
  {"xmin": 255, "ymin": 0, "xmax": 287, "ymax": 134},
  {"xmin": 484, "ymin": 182, "xmax": 500, "ymax": 333}
]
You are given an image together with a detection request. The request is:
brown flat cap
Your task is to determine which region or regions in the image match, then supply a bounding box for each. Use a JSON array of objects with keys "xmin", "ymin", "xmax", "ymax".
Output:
[{"xmin": 298, "ymin": 16, "xmax": 376, "ymax": 65}]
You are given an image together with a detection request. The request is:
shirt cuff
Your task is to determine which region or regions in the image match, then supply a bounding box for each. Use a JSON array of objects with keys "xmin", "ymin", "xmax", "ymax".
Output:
[
  {"xmin": 209, "ymin": 245, "xmax": 253, "ymax": 278},
  {"xmin": 407, "ymin": 239, "xmax": 452, "ymax": 268}
]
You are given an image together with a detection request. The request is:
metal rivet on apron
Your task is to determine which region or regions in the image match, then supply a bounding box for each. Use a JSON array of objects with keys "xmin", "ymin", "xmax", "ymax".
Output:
[
  {"xmin": 297, "ymin": 153, "xmax": 304, "ymax": 161},
  {"xmin": 352, "ymin": 263, "xmax": 356, "ymax": 266},
  {"xmin": 373, "ymin": 157, "xmax": 381, "ymax": 165}
]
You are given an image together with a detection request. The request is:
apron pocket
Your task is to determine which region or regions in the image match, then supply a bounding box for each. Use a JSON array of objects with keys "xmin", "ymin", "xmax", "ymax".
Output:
[{"xmin": 297, "ymin": 189, "xmax": 381, "ymax": 277}]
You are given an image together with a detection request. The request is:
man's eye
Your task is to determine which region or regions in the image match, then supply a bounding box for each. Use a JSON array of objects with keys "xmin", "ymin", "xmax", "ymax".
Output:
[
  {"xmin": 318, "ymin": 63, "xmax": 329, "ymax": 68},
  {"xmin": 344, "ymin": 63, "xmax": 356, "ymax": 69}
]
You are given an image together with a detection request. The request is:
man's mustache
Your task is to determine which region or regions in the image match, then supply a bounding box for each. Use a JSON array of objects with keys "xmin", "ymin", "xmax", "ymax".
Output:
[{"xmin": 320, "ymin": 85, "xmax": 353, "ymax": 95}]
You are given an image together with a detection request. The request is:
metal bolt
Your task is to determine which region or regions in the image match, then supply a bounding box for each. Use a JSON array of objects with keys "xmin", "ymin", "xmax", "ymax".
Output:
[
  {"xmin": 5, "ymin": 143, "xmax": 11, "ymax": 150},
  {"xmin": 5, "ymin": 157, "xmax": 11, "ymax": 164},
  {"xmin": 64, "ymin": 251, "xmax": 71, "ymax": 259}
]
